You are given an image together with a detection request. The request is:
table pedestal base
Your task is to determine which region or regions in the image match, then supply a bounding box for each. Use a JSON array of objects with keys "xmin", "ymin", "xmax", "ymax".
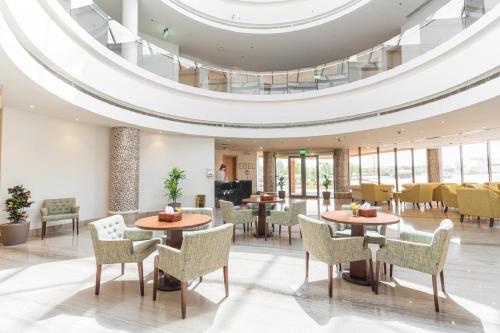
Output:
[
  {"xmin": 254, "ymin": 203, "xmax": 273, "ymax": 239},
  {"xmin": 341, "ymin": 271, "xmax": 372, "ymax": 286}
]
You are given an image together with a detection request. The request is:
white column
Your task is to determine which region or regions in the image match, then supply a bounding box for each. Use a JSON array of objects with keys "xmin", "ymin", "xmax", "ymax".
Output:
[{"xmin": 122, "ymin": 0, "xmax": 139, "ymax": 64}]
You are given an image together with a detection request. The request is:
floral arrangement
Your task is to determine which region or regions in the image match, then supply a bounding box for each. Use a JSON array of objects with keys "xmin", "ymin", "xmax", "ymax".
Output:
[{"xmin": 351, "ymin": 203, "xmax": 360, "ymax": 217}]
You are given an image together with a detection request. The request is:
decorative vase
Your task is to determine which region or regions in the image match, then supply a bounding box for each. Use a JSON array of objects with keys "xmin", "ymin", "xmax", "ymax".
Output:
[
  {"xmin": 0, "ymin": 222, "xmax": 30, "ymax": 246},
  {"xmin": 322, "ymin": 191, "xmax": 331, "ymax": 200},
  {"xmin": 278, "ymin": 190, "xmax": 286, "ymax": 199}
]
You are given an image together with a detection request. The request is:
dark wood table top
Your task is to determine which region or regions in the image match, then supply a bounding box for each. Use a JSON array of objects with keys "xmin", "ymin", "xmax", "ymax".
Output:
[
  {"xmin": 321, "ymin": 210, "xmax": 400, "ymax": 226},
  {"xmin": 242, "ymin": 197, "xmax": 284, "ymax": 204},
  {"xmin": 135, "ymin": 214, "xmax": 211, "ymax": 231}
]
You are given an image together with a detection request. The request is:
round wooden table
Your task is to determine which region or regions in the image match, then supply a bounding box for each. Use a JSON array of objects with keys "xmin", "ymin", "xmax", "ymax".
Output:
[
  {"xmin": 242, "ymin": 197, "xmax": 284, "ymax": 239},
  {"xmin": 135, "ymin": 213, "xmax": 211, "ymax": 291},
  {"xmin": 321, "ymin": 210, "xmax": 400, "ymax": 286}
]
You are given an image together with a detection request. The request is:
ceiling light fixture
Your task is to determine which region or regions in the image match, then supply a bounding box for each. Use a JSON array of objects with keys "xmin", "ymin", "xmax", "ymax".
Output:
[
  {"xmin": 75, "ymin": 118, "xmax": 80, "ymax": 121},
  {"xmin": 218, "ymin": 46, "xmax": 224, "ymax": 52},
  {"xmin": 29, "ymin": 105, "xmax": 35, "ymax": 109}
]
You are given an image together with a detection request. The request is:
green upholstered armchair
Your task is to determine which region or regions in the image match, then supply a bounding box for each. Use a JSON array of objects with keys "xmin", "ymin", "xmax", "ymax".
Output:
[
  {"xmin": 267, "ymin": 200, "xmax": 306, "ymax": 245},
  {"xmin": 40, "ymin": 198, "xmax": 80, "ymax": 239},
  {"xmin": 298, "ymin": 214, "xmax": 373, "ymax": 297},
  {"xmin": 89, "ymin": 215, "xmax": 160, "ymax": 296},
  {"xmin": 375, "ymin": 219, "xmax": 454, "ymax": 312},
  {"xmin": 219, "ymin": 200, "xmax": 254, "ymax": 242},
  {"xmin": 180, "ymin": 207, "xmax": 213, "ymax": 231},
  {"xmin": 153, "ymin": 224, "xmax": 233, "ymax": 319}
]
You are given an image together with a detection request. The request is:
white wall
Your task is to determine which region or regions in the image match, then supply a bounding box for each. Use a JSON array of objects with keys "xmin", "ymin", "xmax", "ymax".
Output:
[
  {"xmin": 0, "ymin": 108, "xmax": 110, "ymax": 229},
  {"xmin": 139, "ymin": 133, "xmax": 215, "ymax": 212}
]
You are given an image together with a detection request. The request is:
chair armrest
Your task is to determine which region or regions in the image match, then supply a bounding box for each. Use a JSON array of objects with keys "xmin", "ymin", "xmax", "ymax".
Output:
[
  {"xmin": 331, "ymin": 236, "xmax": 371, "ymax": 261},
  {"xmin": 71, "ymin": 205, "xmax": 80, "ymax": 214},
  {"xmin": 94, "ymin": 239, "xmax": 134, "ymax": 263},
  {"xmin": 233, "ymin": 209, "xmax": 252, "ymax": 218},
  {"xmin": 400, "ymin": 229, "xmax": 433, "ymax": 244},
  {"xmin": 40, "ymin": 208, "xmax": 48, "ymax": 216},
  {"xmin": 124, "ymin": 228, "xmax": 153, "ymax": 241},
  {"xmin": 268, "ymin": 210, "xmax": 291, "ymax": 224},
  {"xmin": 233, "ymin": 206, "xmax": 241, "ymax": 210},
  {"xmin": 331, "ymin": 236, "xmax": 365, "ymax": 249},
  {"xmin": 377, "ymin": 239, "xmax": 432, "ymax": 266},
  {"xmin": 156, "ymin": 244, "xmax": 182, "ymax": 273}
]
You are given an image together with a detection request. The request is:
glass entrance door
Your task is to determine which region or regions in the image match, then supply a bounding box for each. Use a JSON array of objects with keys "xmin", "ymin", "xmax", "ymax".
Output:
[{"xmin": 288, "ymin": 155, "xmax": 319, "ymax": 198}]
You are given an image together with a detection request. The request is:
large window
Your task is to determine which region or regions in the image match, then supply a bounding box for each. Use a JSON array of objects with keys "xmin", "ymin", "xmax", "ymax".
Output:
[
  {"xmin": 379, "ymin": 150, "xmax": 396, "ymax": 186},
  {"xmin": 462, "ymin": 143, "xmax": 488, "ymax": 183},
  {"xmin": 319, "ymin": 154, "xmax": 334, "ymax": 192},
  {"xmin": 397, "ymin": 149, "xmax": 412, "ymax": 190},
  {"xmin": 350, "ymin": 149, "xmax": 360, "ymax": 185},
  {"xmin": 361, "ymin": 150, "xmax": 378, "ymax": 184},
  {"xmin": 491, "ymin": 141, "xmax": 500, "ymax": 181},
  {"xmin": 413, "ymin": 149, "xmax": 428, "ymax": 183},
  {"xmin": 441, "ymin": 146, "xmax": 461, "ymax": 183},
  {"xmin": 256, "ymin": 153, "xmax": 264, "ymax": 192}
]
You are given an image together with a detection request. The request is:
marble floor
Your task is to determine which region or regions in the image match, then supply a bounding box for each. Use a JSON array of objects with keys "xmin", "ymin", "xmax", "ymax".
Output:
[{"xmin": 1, "ymin": 199, "xmax": 500, "ymax": 333}]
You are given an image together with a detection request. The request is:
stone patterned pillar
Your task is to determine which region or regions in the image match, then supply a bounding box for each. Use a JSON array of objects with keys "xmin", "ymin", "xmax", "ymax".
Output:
[
  {"xmin": 263, "ymin": 151, "xmax": 276, "ymax": 193},
  {"xmin": 333, "ymin": 148, "xmax": 351, "ymax": 199},
  {"xmin": 427, "ymin": 148, "xmax": 442, "ymax": 183},
  {"xmin": 109, "ymin": 127, "xmax": 140, "ymax": 214}
]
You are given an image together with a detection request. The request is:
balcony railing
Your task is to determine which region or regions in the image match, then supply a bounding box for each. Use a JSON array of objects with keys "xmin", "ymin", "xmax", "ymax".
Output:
[{"xmin": 58, "ymin": 0, "xmax": 499, "ymax": 95}]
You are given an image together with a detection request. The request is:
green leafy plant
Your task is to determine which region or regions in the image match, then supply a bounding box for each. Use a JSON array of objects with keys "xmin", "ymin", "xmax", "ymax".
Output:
[
  {"xmin": 322, "ymin": 175, "xmax": 332, "ymax": 191},
  {"xmin": 163, "ymin": 167, "xmax": 186, "ymax": 204},
  {"xmin": 4, "ymin": 185, "xmax": 34, "ymax": 224},
  {"xmin": 277, "ymin": 175, "xmax": 286, "ymax": 191}
]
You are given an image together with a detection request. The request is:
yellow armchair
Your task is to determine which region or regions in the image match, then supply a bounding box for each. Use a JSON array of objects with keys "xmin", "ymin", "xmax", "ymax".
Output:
[
  {"xmin": 400, "ymin": 183, "xmax": 435, "ymax": 209},
  {"xmin": 456, "ymin": 188, "xmax": 500, "ymax": 227},
  {"xmin": 485, "ymin": 182, "xmax": 500, "ymax": 190},
  {"xmin": 361, "ymin": 183, "xmax": 393, "ymax": 205},
  {"xmin": 351, "ymin": 185, "xmax": 362, "ymax": 202},
  {"xmin": 432, "ymin": 183, "xmax": 455, "ymax": 206},
  {"xmin": 441, "ymin": 184, "xmax": 463, "ymax": 213}
]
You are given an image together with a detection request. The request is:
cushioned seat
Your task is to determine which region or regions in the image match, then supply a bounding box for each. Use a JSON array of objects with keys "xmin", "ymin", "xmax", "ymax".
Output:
[
  {"xmin": 89, "ymin": 215, "xmax": 160, "ymax": 296},
  {"xmin": 267, "ymin": 200, "xmax": 306, "ymax": 245},
  {"xmin": 375, "ymin": 220, "xmax": 454, "ymax": 312},
  {"xmin": 361, "ymin": 183, "xmax": 393, "ymax": 205},
  {"xmin": 400, "ymin": 183, "xmax": 436, "ymax": 209},
  {"xmin": 40, "ymin": 198, "xmax": 80, "ymax": 239}
]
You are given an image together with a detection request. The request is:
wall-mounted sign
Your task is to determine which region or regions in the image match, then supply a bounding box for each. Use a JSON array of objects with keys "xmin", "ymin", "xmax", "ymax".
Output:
[
  {"xmin": 299, "ymin": 149, "xmax": 307, "ymax": 156},
  {"xmin": 206, "ymin": 168, "xmax": 214, "ymax": 178}
]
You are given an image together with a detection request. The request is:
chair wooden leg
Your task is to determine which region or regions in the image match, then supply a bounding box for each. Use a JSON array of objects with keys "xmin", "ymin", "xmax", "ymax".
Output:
[
  {"xmin": 153, "ymin": 267, "xmax": 158, "ymax": 301},
  {"xmin": 223, "ymin": 266, "xmax": 229, "ymax": 297},
  {"xmin": 338, "ymin": 263, "xmax": 342, "ymax": 271},
  {"xmin": 72, "ymin": 218, "xmax": 75, "ymax": 232},
  {"xmin": 477, "ymin": 216, "xmax": 481, "ymax": 225},
  {"xmin": 390, "ymin": 264, "xmax": 393, "ymax": 277},
  {"xmin": 368, "ymin": 260, "xmax": 375, "ymax": 292},
  {"xmin": 121, "ymin": 263, "xmax": 125, "ymax": 275},
  {"xmin": 416, "ymin": 203, "xmax": 420, "ymax": 209},
  {"xmin": 490, "ymin": 218, "xmax": 494, "ymax": 228},
  {"xmin": 199, "ymin": 276, "xmax": 202, "ymax": 283},
  {"xmin": 265, "ymin": 222, "xmax": 268, "ymax": 241},
  {"xmin": 232, "ymin": 227, "xmax": 235, "ymax": 243},
  {"xmin": 444, "ymin": 207, "xmax": 448, "ymax": 213},
  {"xmin": 76, "ymin": 218, "xmax": 79, "ymax": 235},
  {"xmin": 305, "ymin": 251, "xmax": 309, "ymax": 278},
  {"xmin": 42, "ymin": 222, "xmax": 46, "ymax": 240},
  {"xmin": 243, "ymin": 223, "xmax": 246, "ymax": 233},
  {"xmin": 374, "ymin": 261, "xmax": 381, "ymax": 295},
  {"xmin": 95, "ymin": 264, "xmax": 102, "ymax": 295},
  {"xmin": 440, "ymin": 270, "xmax": 445, "ymax": 292},
  {"xmin": 429, "ymin": 202, "xmax": 433, "ymax": 208},
  {"xmin": 432, "ymin": 274, "xmax": 440, "ymax": 312},
  {"xmin": 138, "ymin": 262, "xmax": 144, "ymax": 296},
  {"xmin": 384, "ymin": 262, "xmax": 387, "ymax": 275},
  {"xmin": 460, "ymin": 214, "xmax": 464, "ymax": 223},
  {"xmin": 328, "ymin": 264, "xmax": 333, "ymax": 298},
  {"xmin": 300, "ymin": 229, "xmax": 302, "ymax": 239},
  {"xmin": 279, "ymin": 225, "xmax": 281, "ymax": 237},
  {"xmin": 288, "ymin": 225, "xmax": 292, "ymax": 245},
  {"xmin": 181, "ymin": 281, "xmax": 187, "ymax": 319}
]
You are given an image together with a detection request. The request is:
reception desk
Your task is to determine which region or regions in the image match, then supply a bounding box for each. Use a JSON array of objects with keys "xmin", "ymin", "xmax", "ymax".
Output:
[{"xmin": 215, "ymin": 180, "xmax": 252, "ymax": 207}]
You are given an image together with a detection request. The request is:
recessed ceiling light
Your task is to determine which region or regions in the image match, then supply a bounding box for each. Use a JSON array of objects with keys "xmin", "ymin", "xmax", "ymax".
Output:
[
  {"xmin": 218, "ymin": 46, "xmax": 224, "ymax": 52},
  {"xmin": 365, "ymin": 133, "xmax": 371, "ymax": 136},
  {"xmin": 226, "ymin": 139, "xmax": 231, "ymax": 142},
  {"xmin": 482, "ymin": 126, "xmax": 487, "ymax": 129},
  {"xmin": 75, "ymin": 118, "xmax": 80, "ymax": 121},
  {"xmin": 29, "ymin": 105, "xmax": 35, "ymax": 109},
  {"xmin": 440, "ymin": 120, "xmax": 445, "ymax": 124},
  {"xmin": 307, "ymin": 138, "xmax": 311, "ymax": 141},
  {"xmin": 158, "ymin": 131, "xmax": 163, "ymax": 134}
]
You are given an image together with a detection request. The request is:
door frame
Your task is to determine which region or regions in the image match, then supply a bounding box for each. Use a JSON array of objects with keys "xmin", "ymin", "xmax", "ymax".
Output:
[{"xmin": 288, "ymin": 155, "xmax": 320, "ymax": 198}]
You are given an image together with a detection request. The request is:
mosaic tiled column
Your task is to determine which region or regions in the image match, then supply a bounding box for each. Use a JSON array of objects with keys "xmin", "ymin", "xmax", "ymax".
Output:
[
  {"xmin": 263, "ymin": 151, "xmax": 276, "ymax": 193},
  {"xmin": 427, "ymin": 148, "xmax": 442, "ymax": 183},
  {"xmin": 333, "ymin": 148, "xmax": 351, "ymax": 199},
  {"xmin": 109, "ymin": 127, "xmax": 140, "ymax": 214}
]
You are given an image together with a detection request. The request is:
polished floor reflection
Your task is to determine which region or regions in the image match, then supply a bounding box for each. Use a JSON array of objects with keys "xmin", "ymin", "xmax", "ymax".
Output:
[{"xmin": 1, "ymin": 199, "xmax": 499, "ymax": 332}]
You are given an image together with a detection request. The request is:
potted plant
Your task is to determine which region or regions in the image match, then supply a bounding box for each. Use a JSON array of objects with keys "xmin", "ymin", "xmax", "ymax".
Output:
[
  {"xmin": 277, "ymin": 175, "xmax": 286, "ymax": 199},
  {"xmin": 164, "ymin": 167, "xmax": 186, "ymax": 209},
  {"xmin": 322, "ymin": 175, "xmax": 332, "ymax": 200},
  {"xmin": 1, "ymin": 185, "xmax": 34, "ymax": 246}
]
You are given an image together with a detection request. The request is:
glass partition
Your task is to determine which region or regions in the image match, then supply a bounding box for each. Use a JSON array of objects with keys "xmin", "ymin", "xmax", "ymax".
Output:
[
  {"xmin": 413, "ymin": 149, "xmax": 428, "ymax": 183},
  {"xmin": 349, "ymin": 149, "xmax": 360, "ymax": 186},
  {"xmin": 59, "ymin": 0, "xmax": 500, "ymax": 95},
  {"xmin": 491, "ymin": 141, "xmax": 500, "ymax": 181},
  {"xmin": 360, "ymin": 150, "xmax": 378, "ymax": 184},
  {"xmin": 462, "ymin": 143, "xmax": 489, "ymax": 183},
  {"xmin": 442, "ymin": 146, "xmax": 462, "ymax": 183},
  {"xmin": 379, "ymin": 150, "xmax": 396, "ymax": 186},
  {"xmin": 397, "ymin": 149, "xmax": 413, "ymax": 190},
  {"xmin": 275, "ymin": 156, "xmax": 289, "ymax": 196}
]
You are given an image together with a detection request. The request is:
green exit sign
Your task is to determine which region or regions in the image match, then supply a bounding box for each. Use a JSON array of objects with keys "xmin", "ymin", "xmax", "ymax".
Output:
[{"xmin": 299, "ymin": 149, "xmax": 307, "ymax": 156}]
